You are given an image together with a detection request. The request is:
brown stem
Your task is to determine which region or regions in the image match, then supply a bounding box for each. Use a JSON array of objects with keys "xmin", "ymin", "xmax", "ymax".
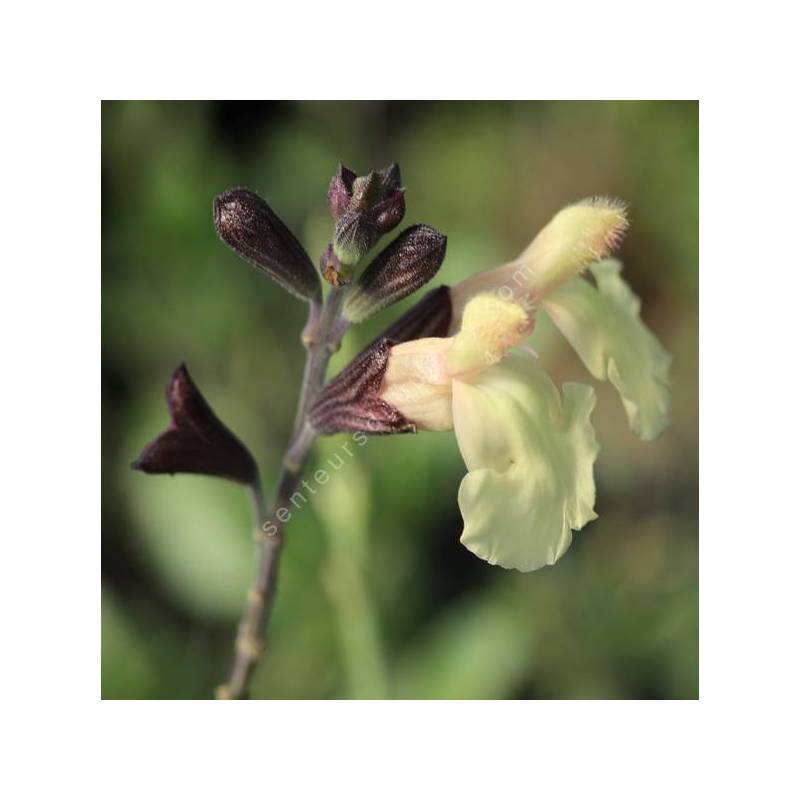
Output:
[{"xmin": 217, "ymin": 288, "xmax": 345, "ymax": 700}]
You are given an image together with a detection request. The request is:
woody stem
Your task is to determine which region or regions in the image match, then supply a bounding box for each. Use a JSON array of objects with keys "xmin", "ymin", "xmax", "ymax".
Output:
[{"xmin": 218, "ymin": 287, "xmax": 345, "ymax": 700}]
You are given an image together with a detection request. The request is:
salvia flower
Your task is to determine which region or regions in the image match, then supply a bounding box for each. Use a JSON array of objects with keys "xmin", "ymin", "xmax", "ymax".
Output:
[
  {"xmin": 311, "ymin": 198, "xmax": 671, "ymax": 571},
  {"xmin": 329, "ymin": 162, "xmax": 406, "ymax": 269}
]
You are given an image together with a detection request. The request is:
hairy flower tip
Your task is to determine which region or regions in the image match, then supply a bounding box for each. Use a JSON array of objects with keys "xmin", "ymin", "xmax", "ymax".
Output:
[
  {"xmin": 309, "ymin": 339, "xmax": 415, "ymax": 436},
  {"xmin": 583, "ymin": 196, "xmax": 629, "ymax": 250},
  {"xmin": 132, "ymin": 363, "xmax": 258, "ymax": 485},
  {"xmin": 330, "ymin": 162, "xmax": 406, "ymax": 267},
  {"xmin": 344, "ymin": 225, "xmax": 448, "ymax": 323},
  {"xmin": 213, "ymin": 187, "xmax": 320, "ymax": 301},
  {"xmin": 522, "ymin": 196, "xmax": 629, "ymax": 296}
]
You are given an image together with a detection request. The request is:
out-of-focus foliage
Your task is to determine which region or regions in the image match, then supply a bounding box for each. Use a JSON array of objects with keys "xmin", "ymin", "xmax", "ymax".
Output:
[{"xmin": 102, "ymin": 101, "xmax": 698, "ymax": 699}]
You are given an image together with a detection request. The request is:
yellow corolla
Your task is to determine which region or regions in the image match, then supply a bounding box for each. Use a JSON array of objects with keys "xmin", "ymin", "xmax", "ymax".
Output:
[{"xmin": 377, "ymin": 198, "xmax": 671, "ymax": 571}]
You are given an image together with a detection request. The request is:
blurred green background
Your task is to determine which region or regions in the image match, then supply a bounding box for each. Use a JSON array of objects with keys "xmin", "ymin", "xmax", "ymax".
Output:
[{"xmin": 102, "ymin": 100, "xmax": 698, "ymax": 699}]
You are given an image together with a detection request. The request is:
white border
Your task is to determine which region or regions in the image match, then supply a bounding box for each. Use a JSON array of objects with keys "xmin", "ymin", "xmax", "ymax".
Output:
[{"xmin": 3, "ymin": 1, "xmax": 798, "ymax": 796}]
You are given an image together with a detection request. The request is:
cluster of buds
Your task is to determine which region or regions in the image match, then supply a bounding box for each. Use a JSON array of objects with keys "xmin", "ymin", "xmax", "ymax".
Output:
[
  {"xmin": 134, "ymin": 162, "xmax": 449, "ymax": 488},
  {"xmin": 327, "ymin": 163, "xmax": 406, "ymax": 274}
]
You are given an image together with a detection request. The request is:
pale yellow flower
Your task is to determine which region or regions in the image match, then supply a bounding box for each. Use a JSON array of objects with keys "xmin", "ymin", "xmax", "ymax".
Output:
[{"xmin": 378, "ymin": 198, "xmax": 671, "ymax": 571}]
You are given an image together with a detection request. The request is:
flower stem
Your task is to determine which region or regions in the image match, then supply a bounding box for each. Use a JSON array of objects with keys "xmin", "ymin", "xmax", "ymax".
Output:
[{"xmin": 217, "ymin": 287, "xmax": 346, "ymax": 700}]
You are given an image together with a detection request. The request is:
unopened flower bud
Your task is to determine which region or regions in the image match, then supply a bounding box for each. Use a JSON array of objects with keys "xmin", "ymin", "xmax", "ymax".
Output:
[
  {"xmin": 329, "ymin": 162, "xmax": 406, "ymax": 267},
  {"xmin": 214, "ymin": 188, "xmax": 321, "ymax": 301},
  {"xmin": 344, "ymin": 225, "xmax": 447, "ymax": 323},
  {"xmin": 132, "ymin": 364, "xmax": 258, "ymax": 485}
]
